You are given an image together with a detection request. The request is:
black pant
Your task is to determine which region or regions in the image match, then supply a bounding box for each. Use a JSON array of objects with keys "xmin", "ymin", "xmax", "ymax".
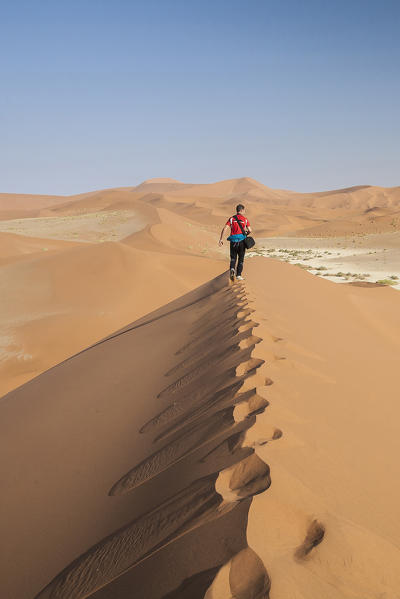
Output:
[{"xmin": 230, "ymin": 241, "xmax": 246, "ymax": 276}]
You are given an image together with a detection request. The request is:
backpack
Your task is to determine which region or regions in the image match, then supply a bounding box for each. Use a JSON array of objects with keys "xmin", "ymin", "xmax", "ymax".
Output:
[{"xmin": 233, "ymin": 215, "xmax": 255, "ymax": 249}]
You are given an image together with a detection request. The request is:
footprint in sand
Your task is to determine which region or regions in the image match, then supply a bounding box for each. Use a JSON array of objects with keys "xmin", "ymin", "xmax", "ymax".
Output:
[
  {"xmin": 295, "ymin": 519, "xmax": 325, "ymax": 560},
  {"xmin": 251, "ymin": 428, "xmax": 283, "ymax": 447}
]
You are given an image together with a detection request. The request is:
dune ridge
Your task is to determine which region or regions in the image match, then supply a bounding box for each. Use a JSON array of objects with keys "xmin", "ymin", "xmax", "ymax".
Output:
[
  {"xmin": 41, "ymin": 278, "xmax": 271, "ymax": 599},
  {"xmin": 2, "ymin": 273, "xmax": 276, "ymax": 599}
]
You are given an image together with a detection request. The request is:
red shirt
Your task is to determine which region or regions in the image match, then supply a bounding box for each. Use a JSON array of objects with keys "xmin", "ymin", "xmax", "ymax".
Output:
[{"xmin": 226, "ymin": 214, "xmax": 250, "ymax": 235}]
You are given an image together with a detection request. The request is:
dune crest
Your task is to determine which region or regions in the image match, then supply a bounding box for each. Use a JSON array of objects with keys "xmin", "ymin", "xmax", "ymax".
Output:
[{"xmin": 1, "ymin": 274, "xmax": 276, "ymax": 599}]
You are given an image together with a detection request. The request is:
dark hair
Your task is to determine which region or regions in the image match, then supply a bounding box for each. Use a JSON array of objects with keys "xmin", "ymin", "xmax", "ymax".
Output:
[{"xmin": 236, "ymin": 204, "xmax": 245, "ymax": 213}]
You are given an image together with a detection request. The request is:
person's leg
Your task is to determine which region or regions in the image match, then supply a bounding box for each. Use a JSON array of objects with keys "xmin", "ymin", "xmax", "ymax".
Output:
[
  {"xmin": 230, "ymin": 242, "xmax": 238, "ymax": 272},
  {"xmin": 236, "ymin": 242, "xmax": 246, "ymax": 276}
]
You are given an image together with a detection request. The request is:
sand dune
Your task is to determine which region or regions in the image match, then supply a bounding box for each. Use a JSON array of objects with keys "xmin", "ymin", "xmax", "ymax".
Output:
[
  {"xmin": 0, "ymin": 192, "xmax": 63, "ymax": 212},
  {"xmin": 4, "ymin": 177, "xmax": 400, "ymax": 239},
  {"xmin": 131, "ymin": 178, "xmax": 400, "ymax": 236},
  {"xmin": 0, "ymin": 239, "xmax": 223, "ymax": 397},
  {"xmin": 0, "ymin": 192, "xmax": 83, "ymax": 221},
  {"xmin": 0, "ymin": 231, "xmax": 80, "ymax": 265},
  {"xmin": 1, "ymin": 274, "xmax": 270, "ymax": 599},
  {"xmin": 1, "ymin": 177, "xmax": 400, "ymax": 598},
  {"xmin": 241, "ymin": 259, "xmax": 400, "ymax": 598},
  {"xmin": 38, "ymin": 190, "xmax": 148, "ymax": 217},
  {"xmin": 2, "ymin": 260, "xmax": 399, "ymax": 598}
]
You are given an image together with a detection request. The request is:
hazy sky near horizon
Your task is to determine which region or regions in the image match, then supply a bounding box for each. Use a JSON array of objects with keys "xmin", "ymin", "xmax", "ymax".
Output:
[{"xmin": 1, "ymin": 0, "xmax": 399, "ymax": 195}]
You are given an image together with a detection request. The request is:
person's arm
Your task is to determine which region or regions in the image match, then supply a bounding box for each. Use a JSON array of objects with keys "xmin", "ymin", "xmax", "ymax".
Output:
[{"xmin": 218, "ymin": 224, "xmax": 230, "ymax": 246}]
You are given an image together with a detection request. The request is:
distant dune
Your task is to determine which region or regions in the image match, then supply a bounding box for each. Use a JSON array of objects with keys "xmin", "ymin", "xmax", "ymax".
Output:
[
  {"xmin": 0, "ymin": 192, "xmax": 65, "ymax": 220},
  {"xmin": 2, "ymin": 177, "xmax": 400, "ymax": 237}
]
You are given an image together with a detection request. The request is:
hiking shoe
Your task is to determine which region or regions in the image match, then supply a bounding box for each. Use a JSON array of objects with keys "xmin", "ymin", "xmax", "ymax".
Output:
[
  {"xmin": 236, "ymin": 275, "xmax": 244, "ymax": 281},
  {"xmin": 230, "ymin": 268, "xmax": 235, "ymax": 281}
]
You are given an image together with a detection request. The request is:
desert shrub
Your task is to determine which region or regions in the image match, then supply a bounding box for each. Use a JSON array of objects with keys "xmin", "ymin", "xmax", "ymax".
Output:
[{"xmin": 376, "ymin": 279, "xmax": 396, "ymax": 286}]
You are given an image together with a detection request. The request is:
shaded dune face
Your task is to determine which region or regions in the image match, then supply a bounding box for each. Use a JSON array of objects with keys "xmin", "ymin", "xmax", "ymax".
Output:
[
  {"xmin": 1, "ymin": 273, "xmax": 273, "ymax": 599},
  {"xmin": 35, "ymin": 277, "xmax": 271, "ymax": 599}
]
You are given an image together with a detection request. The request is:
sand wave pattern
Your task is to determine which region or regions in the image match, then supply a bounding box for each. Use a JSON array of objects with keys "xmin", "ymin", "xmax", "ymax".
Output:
[{"xmin": 35, "ymin": 274, "xmax": 276, "ymax": 599}]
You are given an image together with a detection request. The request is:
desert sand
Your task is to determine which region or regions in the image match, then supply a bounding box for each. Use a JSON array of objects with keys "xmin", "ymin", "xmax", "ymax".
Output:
[
  {"xmin": 1, "ymin": 178, "xmax": 400, "ymax": 598},
  {"xmin": 249, "ymin": 232, "xmax": 400, "ymax": 289}
]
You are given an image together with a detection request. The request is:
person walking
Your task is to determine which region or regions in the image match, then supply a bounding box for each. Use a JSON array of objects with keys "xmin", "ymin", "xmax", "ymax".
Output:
[{"xmin": 218, "ymin": 204, "xmax": 252, "ymax": 281}]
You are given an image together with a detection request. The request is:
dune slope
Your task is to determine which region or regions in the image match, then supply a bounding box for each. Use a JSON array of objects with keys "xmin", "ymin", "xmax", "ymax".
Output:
[
  {"xmin": 0, "ymin": 273, "xmax": 271, "ymax": 599},
  {"xmin": 225, "ymin": 258, "xmax": 400, "ymax": 599},
  {"xmin": 0, "ymin": 239, "xmax": 223, "ymax": 396},
  {"xmin": 2, "ymin": 251, "xmax": 400, "ymax": 598}
]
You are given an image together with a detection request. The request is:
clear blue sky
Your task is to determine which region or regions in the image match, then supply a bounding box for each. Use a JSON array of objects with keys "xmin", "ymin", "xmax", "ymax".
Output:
[{"xmin": 1, "ymin": 0, "xmax": 399, "ymax": 195}]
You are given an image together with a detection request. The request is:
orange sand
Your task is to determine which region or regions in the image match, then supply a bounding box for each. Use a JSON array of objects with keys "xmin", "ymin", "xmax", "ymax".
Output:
[{"xmin": 1, "ymin": 178, "xmax": 400, "ymax": 598}]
